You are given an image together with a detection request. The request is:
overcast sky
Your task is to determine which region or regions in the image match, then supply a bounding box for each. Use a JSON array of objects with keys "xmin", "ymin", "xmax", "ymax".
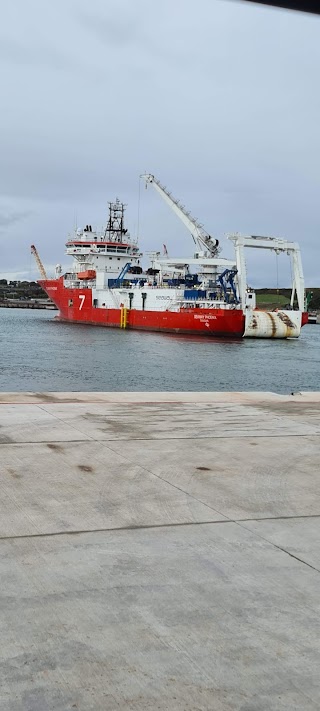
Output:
[{"xmin": 1, "ymin": 0, "xmax": 319, "ymax": 287}]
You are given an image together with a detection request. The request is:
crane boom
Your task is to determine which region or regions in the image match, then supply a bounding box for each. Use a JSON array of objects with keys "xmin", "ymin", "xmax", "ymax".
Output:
[
  {"xmin": 31, "ymin": 244, "xmax": 47, "ymax": 280},
  {"xmin": 141, "ymin": 174, "xmax": 220, "ymax": 257}
]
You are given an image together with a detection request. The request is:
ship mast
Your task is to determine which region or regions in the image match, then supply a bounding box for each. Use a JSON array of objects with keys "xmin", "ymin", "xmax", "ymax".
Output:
[{"xmin": 104, "ymin": 198, "xmax": 128, "ymax": 243}]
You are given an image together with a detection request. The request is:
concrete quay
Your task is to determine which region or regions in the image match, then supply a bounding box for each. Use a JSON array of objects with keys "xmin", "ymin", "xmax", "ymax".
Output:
[{"xmin": 0, "ymin": 391, "xmax": 320, "ymax": 711}]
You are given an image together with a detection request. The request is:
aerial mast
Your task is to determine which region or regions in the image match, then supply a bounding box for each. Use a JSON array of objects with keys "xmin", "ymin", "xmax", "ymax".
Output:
[{"xmin": 104, "ymin": 198, "xmax": 128, "ymax": 243}]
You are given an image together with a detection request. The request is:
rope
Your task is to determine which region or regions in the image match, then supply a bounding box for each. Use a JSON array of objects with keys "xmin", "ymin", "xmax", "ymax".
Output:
[
  {"xmin": 136, "ymin": 177, "xmax": 141, "ymax": 241},
  {"xmin": 289, "ymin": 252, "xmax": 294, "ymax": 306}
]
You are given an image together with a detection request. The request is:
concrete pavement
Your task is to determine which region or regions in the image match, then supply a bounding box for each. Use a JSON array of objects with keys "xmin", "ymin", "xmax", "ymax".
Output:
[{"xmin": 0, "ymin": 392, "xmax": 320, "ymax": 710}]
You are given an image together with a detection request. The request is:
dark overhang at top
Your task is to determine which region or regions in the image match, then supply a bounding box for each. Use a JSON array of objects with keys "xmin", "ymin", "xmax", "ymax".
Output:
[{"xmin": 244, "ymin": 0, "xmax": 320, "ymax": 14}]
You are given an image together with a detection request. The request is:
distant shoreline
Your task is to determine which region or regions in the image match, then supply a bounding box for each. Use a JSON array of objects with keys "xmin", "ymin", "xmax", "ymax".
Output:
[{"xmin": 0, "ymin": 300, "xmax": 57, "ymax": 310}]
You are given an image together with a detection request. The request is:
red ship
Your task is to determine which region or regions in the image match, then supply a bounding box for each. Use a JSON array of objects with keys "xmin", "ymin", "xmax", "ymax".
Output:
[{"xmin": 35, "ymin": 174, "xmax": 308, "ymax": 339}]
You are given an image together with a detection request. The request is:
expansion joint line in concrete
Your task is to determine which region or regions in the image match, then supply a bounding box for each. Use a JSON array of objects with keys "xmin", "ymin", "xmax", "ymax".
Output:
[
  {"xmin": 0, "ymin": 439, "xmax": 91, "ymax": 446},
  {"xmin": 1, "ymin": 516, "xmax": 320, "ymax": 578},
  {"xmin": 234, "ymin": 519, "xmax": 320, "ymax": 575},
  {"xmin": 272, "ymin": 545, "xmax": 320, "ymax": 573},
  {"xmin": 36, "ymin": 404, "xmax": 96, "ymax": 441},
  {"xmin": 100, "ymin": 440, "xmax": 228, "ymax": 521},
  {"xmin": 100, "ymin": 441, "xmax": 320, "ymax": 565},
  {"xmin": 0, "ymin": 519, "xmax": 227, "ymax": 542},
  {"xmin": 0, "ymin": 431, "xmax": 318, "ymax": 446}
]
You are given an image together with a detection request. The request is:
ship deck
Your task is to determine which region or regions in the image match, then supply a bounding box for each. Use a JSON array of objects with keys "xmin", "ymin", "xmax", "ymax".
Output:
[{"xmin": 1, "ymin": 391, "xmax": 320, "ymax": 710}]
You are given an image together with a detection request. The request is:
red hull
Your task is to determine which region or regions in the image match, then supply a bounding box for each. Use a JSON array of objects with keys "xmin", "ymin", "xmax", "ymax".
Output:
[{"xmin": 41, "ymin": 279, "xmax": 246, "ymax": 337}]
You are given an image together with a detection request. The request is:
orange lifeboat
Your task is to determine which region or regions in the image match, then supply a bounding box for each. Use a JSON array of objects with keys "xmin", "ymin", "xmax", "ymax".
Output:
[{"xmin": 77, "ymin": 270, "xmax": 96, "ymax": 280}]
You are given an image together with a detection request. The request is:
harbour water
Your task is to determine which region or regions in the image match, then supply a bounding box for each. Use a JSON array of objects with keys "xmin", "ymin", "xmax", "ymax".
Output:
[{"xmin": 0, "ymin": 307, "xmax": 319, "ymax": 393}]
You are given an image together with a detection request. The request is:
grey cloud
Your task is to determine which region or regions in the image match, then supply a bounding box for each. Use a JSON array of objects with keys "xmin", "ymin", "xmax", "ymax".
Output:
[
  {"xmin": 0, "ymin": 210, "xmax": 30, "ymax": 229},
  {"xmin": 0, "ymin": 0, "xmax": 319, "ymax": 286},
  {"xmin": 78, "ymin": 10, "xmax": 142, "ymax": 49},
  {"xmin": 77, "ymin": 1, "xmax": 192, "ymax": 67},
  {"xmin": 0, "ymin": 35, "xmax": 76, "ymax": 72}
]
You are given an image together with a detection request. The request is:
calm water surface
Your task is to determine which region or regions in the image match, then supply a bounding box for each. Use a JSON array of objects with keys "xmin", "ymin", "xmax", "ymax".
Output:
[{"xmin": 0, "ymin": 308, "xmax": 319, "ymax": 392}]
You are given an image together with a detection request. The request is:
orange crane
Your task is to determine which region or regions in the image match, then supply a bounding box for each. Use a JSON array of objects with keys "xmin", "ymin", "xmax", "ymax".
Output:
[{"xmin": 30, "ymin": 244, "xmax": 47, "ymax": 280}]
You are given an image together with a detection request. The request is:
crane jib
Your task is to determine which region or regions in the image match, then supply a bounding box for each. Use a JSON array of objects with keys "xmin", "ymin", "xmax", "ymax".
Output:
[{"xmin": 140, "ymin": 173, "xmax": 220, "ymax": 257}]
